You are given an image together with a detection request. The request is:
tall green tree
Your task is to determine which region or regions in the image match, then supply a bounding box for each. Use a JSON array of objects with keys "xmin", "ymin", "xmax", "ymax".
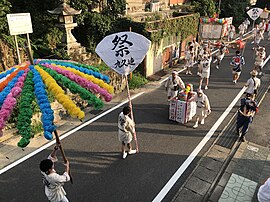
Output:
[
  {"xmin": 255, "ymin": 0, "xmax": 270, "ymax": 9},
  {"xmin": 0, "ymin": 0, "xmax": 11, "ymax": 34},
  {"xmin": 220, "ymin": 0, "xmax": 250, "ymax": 25},
  {"xmin": 191, "ymin": 0, "xmax": 217, "ymax": 17},
  {"xmin": 71, "ymin": 0, "xmax": 127, "ymax": 52}
]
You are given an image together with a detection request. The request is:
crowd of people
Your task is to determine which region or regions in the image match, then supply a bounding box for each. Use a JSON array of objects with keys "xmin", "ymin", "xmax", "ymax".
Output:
[
  {"xmin": 165, "ymin": 18, "xmax": 267, "ymax": 134},
  {"xmin": 38, "ymin": 19, "xmax": 269, "ymax": 202}
]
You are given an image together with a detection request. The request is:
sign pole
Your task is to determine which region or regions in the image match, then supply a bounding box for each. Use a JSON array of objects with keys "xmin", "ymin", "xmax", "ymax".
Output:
[
  {"xmin": 125, "ymin": 75, "xmax": 139, "ymax": 152},
  {"xmin": 252, "ymin": 20, "xmax": 255, "ymax": 28},
  {"xmin": 14, "ymin": 35, "xmax": 21, "ymax": 64},
  {"xmin": 54, "ymin": 130, "xmax": 73, "ymax": 184},
  {"xmin": 26, "ymin": 33, "xmax": 32, "ymax": 56}
]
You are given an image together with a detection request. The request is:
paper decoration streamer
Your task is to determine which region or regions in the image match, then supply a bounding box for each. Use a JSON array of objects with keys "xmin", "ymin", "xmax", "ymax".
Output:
[{"xmin": 0, "ymin": 60, "xmax": 114, "ymax": 148}]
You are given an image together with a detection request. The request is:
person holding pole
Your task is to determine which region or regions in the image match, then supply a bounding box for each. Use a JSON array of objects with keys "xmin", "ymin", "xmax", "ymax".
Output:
[
  {"xmin": 165, "ymin": 71, "xmax": 185, "ymax": 100},
  {"xmin": 118, "ymin": 106, "xmax": 137, "ymax": 159},
  {"xmin": 40, "ymin": 144, "xmax": 70, "ymax": 202}
]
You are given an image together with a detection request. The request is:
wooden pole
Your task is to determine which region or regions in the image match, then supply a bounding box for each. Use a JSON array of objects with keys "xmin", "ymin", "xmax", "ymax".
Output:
[
  {"xmin": 54, "ymin": 130, "xmax": 73, "ymax": 184},
  {"xmin": 129, "ymin": 27, "xmax": 133, "ymax": 80},
  {"xmin": 25, "ymin": 43, "xmax": 74, "ymax": 184},
  {"xmin": 14, "ymin": 35, "xmax": 21, "ymax": 64},
  {"xmin": 125, "ymin": 75, "xmax": 139, "ymax": 152}
]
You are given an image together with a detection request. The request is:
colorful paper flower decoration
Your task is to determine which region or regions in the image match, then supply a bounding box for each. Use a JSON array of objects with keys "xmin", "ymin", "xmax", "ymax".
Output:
[{"xmin": 0, "ymin": 59, "xmax": 114, "ymax": 148}]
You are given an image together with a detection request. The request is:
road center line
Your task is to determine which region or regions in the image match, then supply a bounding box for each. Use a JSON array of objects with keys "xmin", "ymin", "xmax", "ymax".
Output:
[{"xmin": 0, "ymin": 92, "xmax": 144, "ymax": 175}]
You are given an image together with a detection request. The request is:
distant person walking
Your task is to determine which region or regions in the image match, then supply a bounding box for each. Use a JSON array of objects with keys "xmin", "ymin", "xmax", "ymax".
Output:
[
  {"xmin": 213, "ymin": 42, "xmax": 228, "ymax": 69},
  {"xmin": 185, "ymin": 46, "xmax": 195, "ymax": 75},
  {"xmin": 199, "ymin": 54, "xmax": 212, "ymax": 90},
  {"xmin": 165, "ymin": 71, "xmax": 185, "ymax": 100},
  {"xmin": 236, "ymin": 93, "xmax": 258, "ymax": 142},
  {"xmin": 254, "ymin": 46, "xmax": 266, "ymax": 75},
  {"xmin": 230, "ymin": 50, "xmax": 245, "ymax": 84},
  {"xmin": 40, "ymin": 144, "xmax": 70, "ymax": 202},
  {"xmin": 118, "ymin": 106, "xmax": 137, "ymax": 159},
  {"xmin": 245, "ymin": 70, "xmax": 261, "ymax": 98}
]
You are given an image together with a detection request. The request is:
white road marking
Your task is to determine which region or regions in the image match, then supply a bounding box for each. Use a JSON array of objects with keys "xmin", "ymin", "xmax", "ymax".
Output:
[
  {"xmin": 152, "ymin": 53, "xmax": 270, "ymax": 202},
  {"xmin": 0, "ymin": 92, "xmax": 144, "ymax": 175},
  {"xmin": 152, "ymin": 86, "xmax": 247, "ymax": 202}
]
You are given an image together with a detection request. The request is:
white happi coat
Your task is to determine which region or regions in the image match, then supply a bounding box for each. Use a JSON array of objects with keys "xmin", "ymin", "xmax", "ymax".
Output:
[
  {"xmin": 194, "ymin": 93, "xmax": 210, "ymax": 118},
  {"xmin": 118, "ymin": 112, "xmax": 135, "ymax": 143},
  {"xmin": 165, "ymin": 75, "xmax": 185, "ymax": 98}
]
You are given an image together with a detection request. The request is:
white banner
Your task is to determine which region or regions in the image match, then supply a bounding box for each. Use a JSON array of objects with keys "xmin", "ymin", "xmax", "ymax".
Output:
[
  {"xmin": 96, "ymin": 32, "xmax": 151, "ymax": 75},
  {"xmin": 247, "ymin": 8, "xmax": 263, "ymax": 21},
  {"xmin": 7, "ymin": 13, "xmax": 33, "ymax": 36}
]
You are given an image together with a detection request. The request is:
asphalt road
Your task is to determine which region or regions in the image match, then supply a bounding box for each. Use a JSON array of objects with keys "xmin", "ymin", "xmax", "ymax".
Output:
[{"xmin": 0, "ymin": 35, "xmax": 270, "ymax": 202}]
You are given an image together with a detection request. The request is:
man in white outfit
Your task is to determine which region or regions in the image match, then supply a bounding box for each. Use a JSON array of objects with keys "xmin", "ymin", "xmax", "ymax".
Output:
[
  {"xmin": 254, "ymin": 46, "xmax": 266, "ymax": 75},
  {"xmin": 244, "ymin": 18, "xmax": 250, "ymax": 32},
  {"xmin": 238, "ymin": 22, "xmax": 246, "ymax": 37},
  {"xmin": 199, "ymin": 55, "xmax": 212, "ymax": 90},
  {"xmin": 165, "ymin": 71, "xmax": 185, "ymax": 100},
  {"xmin": 192, "ymin": 89, "xmax": 211, "ymax": 129},
  {"xmin": 245, "ymin": 70, "xmax": 261, "ymax": 99},
  {"xmin": 118, "ymin": 106, "xmax": 136, "ymax": 159},
  {"xmin": 40, "ymin": 144, "xmax": 70, "ymax": 202}
]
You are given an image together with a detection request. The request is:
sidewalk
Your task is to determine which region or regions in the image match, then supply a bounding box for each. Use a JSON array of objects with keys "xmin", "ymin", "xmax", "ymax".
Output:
[{"xmin": 211, "ymin": 88, "xmax": 270, "ymax": 202}]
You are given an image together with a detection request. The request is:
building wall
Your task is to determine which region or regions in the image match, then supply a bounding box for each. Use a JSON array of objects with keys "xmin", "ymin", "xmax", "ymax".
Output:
[
  {"xmin": 170, "ymin": 0, "xmax": 186, "ymax": 5},
  {"xmin": 145, "ymin": 33, "xmax": 194, "ymax": 77}
]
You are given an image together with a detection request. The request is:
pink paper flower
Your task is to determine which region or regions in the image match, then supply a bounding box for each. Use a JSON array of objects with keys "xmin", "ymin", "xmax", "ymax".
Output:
[{"xmin": 11, "ymin": 87, "xmax": 22, "ymax": 97}]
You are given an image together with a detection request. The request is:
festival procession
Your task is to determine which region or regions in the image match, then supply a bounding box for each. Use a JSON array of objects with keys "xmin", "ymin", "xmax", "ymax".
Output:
[{"xmin": 1, "ymin": 0, "xmax": 270, "ymax": 202}]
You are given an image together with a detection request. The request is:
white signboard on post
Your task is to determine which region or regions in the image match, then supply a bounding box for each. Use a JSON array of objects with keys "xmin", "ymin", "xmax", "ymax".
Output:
[
  {"xmin": 247, "ymin": 8, "xmax": 263, "ymax": 21},
  {"xmin": 7, "ymin": 13, "xmax": 33, "ymax": 36},
  {"xmin": 95, "ymin": 32, "xmax": 151, "ymax": 75}
]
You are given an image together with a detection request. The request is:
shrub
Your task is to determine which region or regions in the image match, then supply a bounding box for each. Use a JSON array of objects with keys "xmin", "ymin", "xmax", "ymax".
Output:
[{"xmin": 129, "ymin": 72, "xmax": 148, "ymax": 89}]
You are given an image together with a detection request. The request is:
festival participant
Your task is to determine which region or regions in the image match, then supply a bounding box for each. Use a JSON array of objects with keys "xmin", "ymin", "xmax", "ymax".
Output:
[
  {"xmin": 192, "ymin": 89, "xmax": 211, "ymax": 129},
  {"xmin": 259, "ymin": 19, "xmax": 266, "ymax": 34},
  {"xmin": 40, "ymin": 144, "xmax": 70, "ymax": 202},
  {"xmin": 252, "ymin": 25, "xmax": 264, "ymax": 47},
  {"xmin": 244, "ymin": 70, "xmax": 261, "ymax": 99},
  {"xmin": 165, "ymin": 71, "xmax": 185, "ymax": 100},
  {"xmin": 199, "ymin": 54, "xmax": 212, "ymax": 90},
  {"xmin": 185, "ymin": 46, "xmax": 194, "ymax": 75},
  {"xmin": 213, "ymin": 42, "xmax": 228, "ymax": 69},
  {"xmin": 228, "ymin": 25, "xmax": 236, "ymax": 41},
  {"xmin": 254, "ymin": 46, "xmax": 266, "ymax": 75},
  {"xmin": 118, "ymin": 106, "xmax": 137, "ymax": 159},
  {"xmin": 244, "ymin": 18, "xmax": 251, "ymax": 32},
  {"xmin": 238, "ymin": 22, "xmax": 246, "ymax": 37},
  {"xmin": 230, "ymin": 50, "xmax": 245, "ymax": 84},
  {"xmin": 192, "ymin": 38, "xmax": 199, "ymax": 63},
  {"xmin": 236, "ymin": 93, "xmax": 258, "ymax": 142},
  {"xmin": 197, "ymin": 46, "xmax": 209, "ymax": 76}
]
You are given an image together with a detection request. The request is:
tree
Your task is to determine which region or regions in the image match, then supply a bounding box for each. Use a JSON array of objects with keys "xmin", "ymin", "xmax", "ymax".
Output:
[
  {"xmin": 220, "ymin": 0, "xmax": 250, "ymax": 26},
  {"xmin": 0, "ymin": 0, "xmax": 11, "ymax": 34},
  {"xmin": 191, "ymin": 0, "xmax": 217, "ymax": 17},
  {"xmin": 255, "ymin": 0, "xmax": 270, "ymax": 9}
]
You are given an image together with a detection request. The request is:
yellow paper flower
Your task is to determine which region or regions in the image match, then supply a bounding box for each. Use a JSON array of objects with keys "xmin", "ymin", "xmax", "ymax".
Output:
[
  {"xmin": 55, "ymin": 64, "xmax": 114, "ymax": 94},
  {"xmin": 35, "ymin": 66, "xmax": 85, "ymax": 120}
]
